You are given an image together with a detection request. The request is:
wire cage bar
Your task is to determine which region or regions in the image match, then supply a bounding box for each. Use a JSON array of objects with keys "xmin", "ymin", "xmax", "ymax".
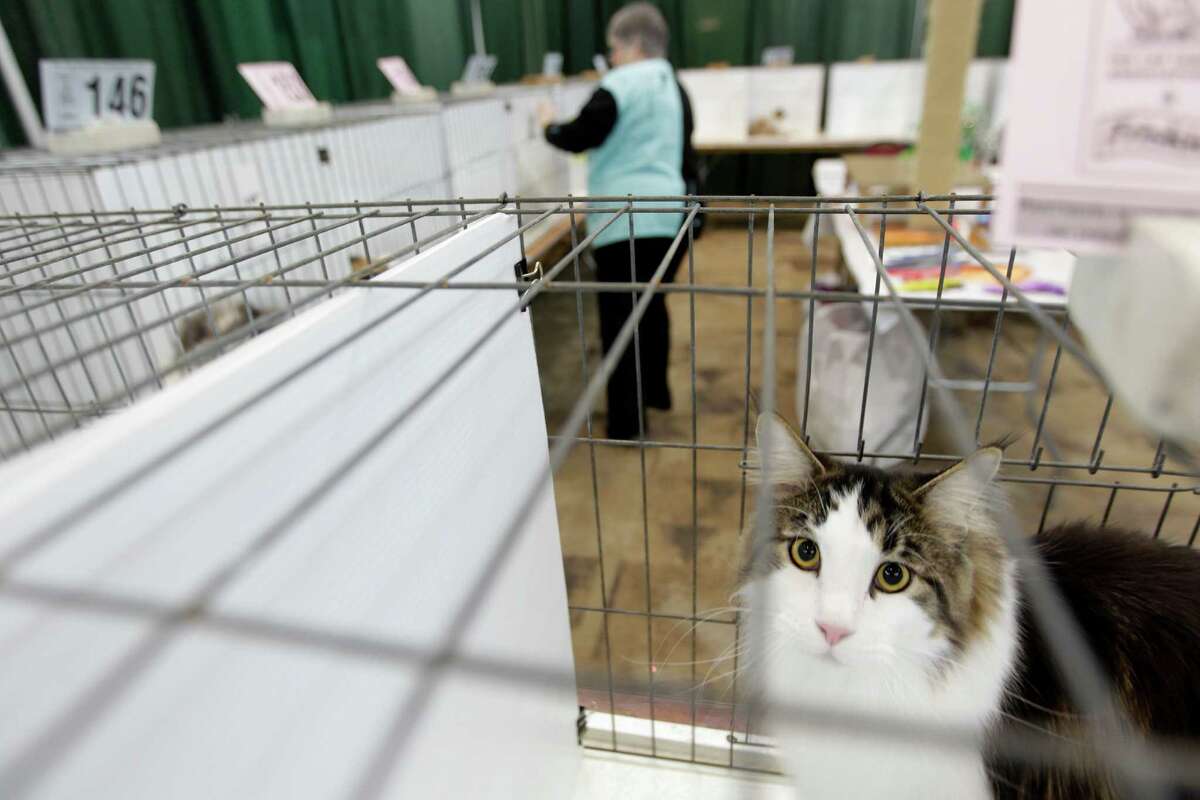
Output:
[{"xmin": 0, "ymin": 194, "xmax": 1197, "ymax": 795}]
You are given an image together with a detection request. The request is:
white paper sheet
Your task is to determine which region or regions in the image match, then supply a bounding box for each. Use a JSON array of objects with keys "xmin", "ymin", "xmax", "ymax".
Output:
[{"xmin": 993, "ymin": 0, "xmax": 1200, "ymax": 252}]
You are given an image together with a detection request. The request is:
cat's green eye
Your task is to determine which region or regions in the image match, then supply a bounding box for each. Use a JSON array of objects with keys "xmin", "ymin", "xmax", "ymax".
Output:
[
  {"xmin": 874, "ymin": 562, "xmax": 911, "ymax": 593},
  {"xmin": 789, "ymin": 537, "xmax": 820, "ymax": 571}
]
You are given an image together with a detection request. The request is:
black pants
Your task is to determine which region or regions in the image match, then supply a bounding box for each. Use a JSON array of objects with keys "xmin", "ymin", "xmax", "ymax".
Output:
[{"xmin": 592, "ymin": 237, "xmax": 686, "ymax": 439}]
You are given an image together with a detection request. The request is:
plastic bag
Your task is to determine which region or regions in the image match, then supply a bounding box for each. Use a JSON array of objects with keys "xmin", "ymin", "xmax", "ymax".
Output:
[{"xmin": 796, "ymin": 303, "xmax": 929, "ymax": 466}]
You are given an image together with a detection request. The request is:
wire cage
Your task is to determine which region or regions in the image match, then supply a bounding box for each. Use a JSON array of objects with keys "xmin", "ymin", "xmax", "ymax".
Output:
[{"xmin": 0, "ymin": 194, "xmax": 1197, "ymax": 796}]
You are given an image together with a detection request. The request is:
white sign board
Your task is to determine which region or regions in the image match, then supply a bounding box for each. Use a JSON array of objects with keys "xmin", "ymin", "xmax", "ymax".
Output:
[
  {"xmin": 377, "ymin": 56, "xmax": 422, "ymax": 95},
  {"xmin": 237, "ymin": 62, "xmax": 318, "ymax": 110},
  {"xmin": 39, "ymin": 59, "xmax": 155, "ymax": 132},
  {"xmin": 462, "ymin": 54, "xmax": 498, "ymax": 84},
  {"xmin": 993, "ymin": 0, "xmax": 1200, "ymax": 253},
  {"xmin": 542, "ymin": 52, "xmax": 564, "ymax": 77}
]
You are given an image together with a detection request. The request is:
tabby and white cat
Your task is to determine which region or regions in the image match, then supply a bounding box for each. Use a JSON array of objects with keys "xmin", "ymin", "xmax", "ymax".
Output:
[{"xmin": 741, "ymin": 413, "xmax": 1200, "ymax": 799}]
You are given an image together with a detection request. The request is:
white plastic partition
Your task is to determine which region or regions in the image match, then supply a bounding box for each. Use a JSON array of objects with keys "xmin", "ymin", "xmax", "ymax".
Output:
[
  {"xmin": 748, "ymin": 66, "xmax": 825, "ymax": 138},
  {"xmin": 825, "ymin": 58, "xmax": 1008, "ymax": 141},
  {"xmin": 824, "ymin": 61, "xmax": 926, "ymax": 140},
  {"xmin": 0, "ymin": 213, "xmax": 580, "ymax": 799},
  {"xmin": 678, "ymin": 69, "xmax": 750, "ymax": 142},
  {"xmin": 679, "ymin": 66, "xmax": 824, "ymax": 143}
]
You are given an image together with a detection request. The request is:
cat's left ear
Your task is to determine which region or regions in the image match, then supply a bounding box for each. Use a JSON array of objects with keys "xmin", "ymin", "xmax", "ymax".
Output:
[{"xmin": 914, "ymin": 448, "xmax": 1003, "ymax": 530}]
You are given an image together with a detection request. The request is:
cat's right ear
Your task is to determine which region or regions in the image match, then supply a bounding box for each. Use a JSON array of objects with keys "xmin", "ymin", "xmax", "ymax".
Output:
[
  {"xmin": 914, "ymin": 447, "xmax": 1003, "ymax": 534},
  {"xmin": 749, "ymin": 413, "xmax": 825, "ymax": 485}
]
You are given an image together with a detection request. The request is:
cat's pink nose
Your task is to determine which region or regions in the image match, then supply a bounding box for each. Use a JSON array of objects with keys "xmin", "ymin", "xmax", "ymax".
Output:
[{"xmin": 817, "ymin": 622, "xmax": 852, "ymax": 646}]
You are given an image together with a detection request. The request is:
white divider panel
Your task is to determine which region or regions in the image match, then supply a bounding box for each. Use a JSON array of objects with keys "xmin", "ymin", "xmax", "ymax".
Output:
[
  {"xmin": 681, "ymin": 66, "xmax": 825, "ymax": 142},
  {"xmin": 0, "ymin": 106, "xmax": 450, "ymax": 217},
  {"xmin": 557, "ymin": 81, "xmax": 595, "ymax": 120},
  {"xmin": 679, "ymin": 68, "xmax": 750, "ymax": 142},
  {"xmin": 443, "ymin": 98, "xmax": 512, "ymax": 177},
  {"xmin": 825, "ymin": 58, "xmax": 1008, "ymax": 141},
  {"xmin": 749, "ymin": 65, "xmax": 824, "ymax": 138},
  {"xmin": 0, "ymin": 213, "xmax": 580, "ymax": 799},
  {"xmin": 504, "ymin": 86, "xmax": 570, "ymax": 198},
  {"xmin": 825, "ymin": 60, "xmax": 926, "ymax": 140}
]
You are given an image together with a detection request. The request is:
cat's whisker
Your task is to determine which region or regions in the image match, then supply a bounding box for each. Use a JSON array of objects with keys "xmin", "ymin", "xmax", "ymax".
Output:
[
  {"xmin": 654, "ymin": 636, "xmax": 754, "ymax": 671},
  {"xmin": 1000, "ymin": 690, "xmax": 1082, "ymax": 719},
  {"xmin": 648, "ymin": 606, "xmax": 747, "ymax": 669}
]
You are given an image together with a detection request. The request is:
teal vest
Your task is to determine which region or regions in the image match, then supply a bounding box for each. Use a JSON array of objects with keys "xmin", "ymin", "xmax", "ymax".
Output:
[{"xmin": 588, "ymin": 58, "xmax": 686, "ymax": 250}]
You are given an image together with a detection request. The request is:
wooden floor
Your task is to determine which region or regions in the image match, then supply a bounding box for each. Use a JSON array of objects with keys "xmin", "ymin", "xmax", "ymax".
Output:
[{"xmin": 528, "ymin": 220, "xmax": 1200, "ymax": 719}]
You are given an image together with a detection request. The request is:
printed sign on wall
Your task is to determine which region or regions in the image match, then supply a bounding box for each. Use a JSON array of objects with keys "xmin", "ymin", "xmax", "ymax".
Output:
[{"xmin": 993, "ymin": 0, "xmax": 1200, "ymax": 253}]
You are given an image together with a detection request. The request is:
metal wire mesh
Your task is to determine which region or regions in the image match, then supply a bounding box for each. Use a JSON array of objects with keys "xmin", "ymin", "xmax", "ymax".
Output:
[{"xmin": 0, "ymin": 194, "xmax": 1197, "ymax": 793}]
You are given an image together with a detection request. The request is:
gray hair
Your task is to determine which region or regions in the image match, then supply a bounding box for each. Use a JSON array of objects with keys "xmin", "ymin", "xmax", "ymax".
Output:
[{"xmin": 607, "ymin": 2, "xmax": 669, "ymax": 58}]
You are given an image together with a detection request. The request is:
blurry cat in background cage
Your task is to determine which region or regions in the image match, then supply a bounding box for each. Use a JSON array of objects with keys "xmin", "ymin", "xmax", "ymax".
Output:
[
  {"xmin": 170, "ymin": 253, "xmax": 376, "ymax": 380},
  {"xmin": 171, "ymin": 299, "xmax": 277, "ymax": 380},
  {"xmin": 739, "ymin": 413, "xmax": 1200, "ymax": 799}
]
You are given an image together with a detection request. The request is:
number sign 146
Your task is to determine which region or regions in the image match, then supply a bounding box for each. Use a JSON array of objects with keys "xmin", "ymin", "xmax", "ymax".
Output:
[{"xmin": 39, "ymin": 60, "xmax": 156, "ymax": 132}]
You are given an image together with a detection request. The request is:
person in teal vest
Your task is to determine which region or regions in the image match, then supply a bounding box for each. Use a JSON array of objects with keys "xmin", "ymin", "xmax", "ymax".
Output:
[{"xmin": 539, "ymin": 2, "xmax": 699, "ymax": 440}]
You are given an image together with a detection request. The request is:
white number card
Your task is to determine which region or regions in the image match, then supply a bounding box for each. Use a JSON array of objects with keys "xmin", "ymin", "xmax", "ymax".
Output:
[
  {"xmin": 462, "ymin": 54, "xmax": 498, "ymax": 84},
  {"xmin": 377, "ymin": 57, "xmax": 422, "ymax": 95},
  {"xmin": 40, "ymin": 59, "xmax": 155, "ymax": 132},
  {"xmin": 237, "ymin": 62, "xmax": 318, "ymax": 110},
  {"xmin": 761, "ymin": 46, "xmax": 795, "ymax": 66}
]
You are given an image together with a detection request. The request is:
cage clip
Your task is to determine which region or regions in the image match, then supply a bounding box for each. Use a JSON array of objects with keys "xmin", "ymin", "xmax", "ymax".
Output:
[
  {"xmin": 171, "ymin": 203, "xmax": 189, "ymax": 220},
  {"xmin": 521, "ymin": 260, "xmax": 544, "ymax": 281}
]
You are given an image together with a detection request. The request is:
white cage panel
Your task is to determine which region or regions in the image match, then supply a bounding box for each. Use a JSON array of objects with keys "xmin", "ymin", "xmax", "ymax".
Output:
[
  {"xmin": 0, "ymin": 107, "xmax": 451, "ymax": 216},
  {"xmin": 442, "ymin": 98, "xmax": 513, "ymax": 175},
  {"xmin": 0, "ymin": 213, "xmax": 580, "ymax": 799}
]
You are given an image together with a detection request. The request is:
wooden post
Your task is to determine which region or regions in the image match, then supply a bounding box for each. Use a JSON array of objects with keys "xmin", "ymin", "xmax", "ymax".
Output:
[{"xmin": 914, "ymin": 0, "xmax": 984, "ymax": 199}]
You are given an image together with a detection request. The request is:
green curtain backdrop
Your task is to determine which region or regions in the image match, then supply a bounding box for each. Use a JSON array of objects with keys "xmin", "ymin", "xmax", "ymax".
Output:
[
  {"xmin": 192, "ymin": 0, "xmax": 298, "ymax": 119},
  {"xmin": 0, "ymin": 0, "xmax": 1014, "ymax": 147},
  {"xmin": 0, "ymin": 0, "xmax": 213, "ymax": 143},
  {"xmin": 284, "ymin": 0, "xmax": 352, "ymax": 104}
]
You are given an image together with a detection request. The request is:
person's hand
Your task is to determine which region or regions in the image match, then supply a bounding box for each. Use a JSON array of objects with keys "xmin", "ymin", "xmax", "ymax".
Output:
[{"xmin": 536, "ymin": 102, "xmax": 556, "ymax": 129}]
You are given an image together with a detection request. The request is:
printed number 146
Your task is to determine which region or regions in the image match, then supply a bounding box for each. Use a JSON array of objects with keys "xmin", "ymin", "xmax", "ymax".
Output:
[{"xmin": 84, "ymin": 74, "xmax": 148, "ymax": 118}]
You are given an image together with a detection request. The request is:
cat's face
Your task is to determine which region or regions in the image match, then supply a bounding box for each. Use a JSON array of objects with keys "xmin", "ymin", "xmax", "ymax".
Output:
[{"xmin": 740, "ymin": 414, "xmax": 1008, "ymax": 687}]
